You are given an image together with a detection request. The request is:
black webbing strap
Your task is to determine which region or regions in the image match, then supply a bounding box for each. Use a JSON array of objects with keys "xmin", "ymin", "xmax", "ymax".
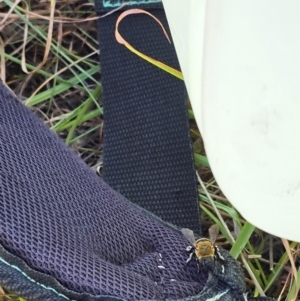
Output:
[{"xmin": 95, "ymin": 0, "xmax": 201, "ymax": 233}]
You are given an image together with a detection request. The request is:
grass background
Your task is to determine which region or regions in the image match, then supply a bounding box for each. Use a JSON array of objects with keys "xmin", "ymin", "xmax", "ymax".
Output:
[{"xmin": 0, "ymin": 0, "xmax": 299, "ymax": 300}]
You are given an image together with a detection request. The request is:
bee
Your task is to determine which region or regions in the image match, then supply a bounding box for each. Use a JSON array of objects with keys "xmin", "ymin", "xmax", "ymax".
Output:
[
  {"xmin": 182, "ymin": 225, "xmax": 246, "ymax": 296},
  {"xmin": 182, "ymin": 224, "xmax": 225, "ymax": 270}
]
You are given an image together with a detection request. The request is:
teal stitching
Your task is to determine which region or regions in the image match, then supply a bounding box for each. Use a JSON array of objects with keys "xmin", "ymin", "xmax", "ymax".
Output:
[
  {"xmin": 103, "ymin": 0, "xmax": 161, "ymax": 8},
  {"xmin": 0, "ymin": 256, "xmax": 73, "ymax": 300},
  {"xmin": 206, "ymin": 290, "xmax": 229, "ymax": 301}
]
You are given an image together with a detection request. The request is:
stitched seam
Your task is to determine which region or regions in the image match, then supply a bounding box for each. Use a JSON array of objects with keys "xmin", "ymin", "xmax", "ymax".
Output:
[
  {"xmin": 103, "ymin": 0, "xmax": 162, "ymax": 8},
  {"xmin": 0, "ymin": 256, "xmax": 73, "ymax": 300},
  {"xmin": 206, "ymin": 290, "xmax": 229, "ymax": 301}
]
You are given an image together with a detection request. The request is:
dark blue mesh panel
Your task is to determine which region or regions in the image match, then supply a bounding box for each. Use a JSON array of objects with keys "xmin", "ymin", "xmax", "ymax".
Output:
[{"xmin": 0, "ymin": 81, "xmax": 207, "ymax": 300}]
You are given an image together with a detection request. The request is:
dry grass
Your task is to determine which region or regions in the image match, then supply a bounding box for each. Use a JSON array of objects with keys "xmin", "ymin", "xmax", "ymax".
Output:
[
  {"xmin": 0, "ymin": 1, "xmax": 299, "ymax": 300},
  {"xmin": 1, "ymin": 0, "xmax": 102, "ymax": 166}
]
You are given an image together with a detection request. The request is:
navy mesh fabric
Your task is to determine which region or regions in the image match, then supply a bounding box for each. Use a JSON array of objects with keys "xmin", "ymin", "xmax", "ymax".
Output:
[
  {"xmin": 96, "ymin": 1, "xmax": 201, "ymax": 233},
  {"xmin": 0, "ymin": 81, "xmax": 212, "ymax": 300},
  {"xmin": 0, "ymin": 68, "xmax": 274, "ymax": 301}
]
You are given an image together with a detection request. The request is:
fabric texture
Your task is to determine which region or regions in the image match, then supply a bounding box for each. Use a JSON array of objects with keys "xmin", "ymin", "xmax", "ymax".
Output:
[
  {"xmin": 96, "ymin": 0, "xmax": 201, "ymax": 234},
  {"xmin": 0, "ymin": 82, "xmax": 231, "ymax": 300},
  {"xmin": 0, "ymin": 81, "xmax": 273, "ymax": 301},
  {"xmin": 95, "ymin": 0, "xmax": 162, "ymax": 12}
]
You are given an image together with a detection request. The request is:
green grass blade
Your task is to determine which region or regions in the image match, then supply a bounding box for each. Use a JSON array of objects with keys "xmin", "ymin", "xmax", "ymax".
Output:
[
  {"xmin": 230, "ymin": 221, "xmax": 256, "ymax": 259},
  {"xmin": 200, "ymin": 196, "xmax": 241, "ymax": 225},
  {"xmin": 69, "ymin": 125, "xmax": 101, "ymax": 144},
  {"xmin": 264, "ymin": 241, "xmax": 298, "ymax": 292},
  {"xmin": 188, "ymin": 109, "xmax": 194, "ymax": 119},
  {"xmin": 65, "ymin": 84, "xmax": 101, "ymax": 145},
  {"xmin": 285, "ymin": 267, "xmax": 300, "ymax": 301},
  {"xmin": 194, "ymin": 153, "xmax": 209, "ymax": 167},
  {"xmin": 26, "ymin": 66, "xmax": 99, "ymax": 106},
  {"xmin": 54, "ymin": 108, "xmax": 103, "ymax": 132},
  {"xmin": 200, "ymin": 204, "xmax": 234, "ymax": 244}
]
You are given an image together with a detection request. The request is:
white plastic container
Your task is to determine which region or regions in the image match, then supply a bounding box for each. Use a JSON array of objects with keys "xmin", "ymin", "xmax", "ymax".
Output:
[{"xmin": 163, "ymin": 0, "xmax": 300, "ymax": 241}]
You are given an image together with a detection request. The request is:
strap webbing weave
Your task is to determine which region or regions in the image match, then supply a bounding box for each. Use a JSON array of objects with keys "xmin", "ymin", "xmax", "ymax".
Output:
[{"xmin": 96, "ymin": 0, "xmax": 201, "ymax": 233}]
